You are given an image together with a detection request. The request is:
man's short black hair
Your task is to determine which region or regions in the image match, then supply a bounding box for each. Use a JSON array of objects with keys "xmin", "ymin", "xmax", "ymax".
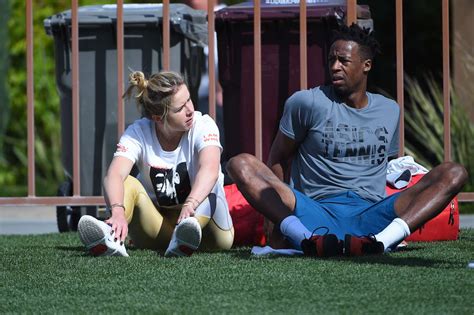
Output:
[{"xmin": 331, "ymin": 23, "xmax": 381, "ymax": 61}]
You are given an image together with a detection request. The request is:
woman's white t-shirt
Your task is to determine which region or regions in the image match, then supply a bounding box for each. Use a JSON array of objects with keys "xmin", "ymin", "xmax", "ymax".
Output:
[{"xmin": 113, "ymin": 111, "xmax": 224, "ymax": 207}]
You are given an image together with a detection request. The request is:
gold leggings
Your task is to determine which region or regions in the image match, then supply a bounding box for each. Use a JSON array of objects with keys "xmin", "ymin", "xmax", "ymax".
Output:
[{"xmin": 122, "ymin": 176, "xmax": 234, "ymax": 251}]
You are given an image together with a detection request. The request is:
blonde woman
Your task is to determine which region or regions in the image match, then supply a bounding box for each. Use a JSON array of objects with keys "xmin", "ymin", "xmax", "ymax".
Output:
[{"xmin": 78, "ymin": 71, "xmax": 234, "ymax": 257}]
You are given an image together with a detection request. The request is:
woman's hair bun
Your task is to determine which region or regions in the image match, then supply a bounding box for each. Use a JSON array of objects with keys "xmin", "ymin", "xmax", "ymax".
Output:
[{"xmin": 129, "ymin": 71, "xmax": 148, "ymax": 97}]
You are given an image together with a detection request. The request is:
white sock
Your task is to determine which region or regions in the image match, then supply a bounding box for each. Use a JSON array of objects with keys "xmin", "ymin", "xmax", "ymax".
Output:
[
  {"xmin": 375, "ymin": 218, "xmax": 411, "ymax": 252},
  {"xmin": 279, "ymin": 215, "xmax": 312, "ymax": 247}
]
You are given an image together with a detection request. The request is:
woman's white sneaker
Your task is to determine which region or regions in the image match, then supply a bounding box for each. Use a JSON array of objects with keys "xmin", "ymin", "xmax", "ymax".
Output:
[
  {"xmin": 77, "ymin": 215, "xmax": 129, "ymax": 257},
  {"xmin": 165, "ymin": 217, "xmax": 202, "ymax": 257}
]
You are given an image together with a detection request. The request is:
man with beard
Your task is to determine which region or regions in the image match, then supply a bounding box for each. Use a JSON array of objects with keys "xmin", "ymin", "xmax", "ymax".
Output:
[{"xmin": 226, "ymin": 24, "xmax": 467, "ymax": 257}]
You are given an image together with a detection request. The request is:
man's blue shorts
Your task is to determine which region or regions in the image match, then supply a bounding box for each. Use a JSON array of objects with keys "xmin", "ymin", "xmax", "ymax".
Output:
[{"xmin": 292, "ymin": 188, "xmax": 401, "ymax": 241}]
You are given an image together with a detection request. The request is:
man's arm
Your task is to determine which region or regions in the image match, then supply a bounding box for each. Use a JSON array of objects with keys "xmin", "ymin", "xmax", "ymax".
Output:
[{"xmin": 267, "ymin": 130, "xmax": 299, "ymax": 182}]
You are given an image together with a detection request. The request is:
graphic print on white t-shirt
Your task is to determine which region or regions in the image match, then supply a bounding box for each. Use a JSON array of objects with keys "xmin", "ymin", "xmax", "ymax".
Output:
[
  {"xmin": 113, "ymin": 113, "xmax": 224, "ymax": 205},
  {"xmin": 150, "ymin": 161, "xmax": 191, "ymax": 206}
]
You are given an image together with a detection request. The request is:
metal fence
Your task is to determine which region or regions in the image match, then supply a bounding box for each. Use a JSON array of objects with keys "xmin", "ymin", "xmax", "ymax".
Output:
[{"xmin": 0, "ymin": 0, "xmax": 472, "ymax": 207}]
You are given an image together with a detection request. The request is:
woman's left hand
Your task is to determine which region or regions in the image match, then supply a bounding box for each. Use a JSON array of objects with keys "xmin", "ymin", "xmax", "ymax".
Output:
[{"xmin": 177, "ymin": 203, "xmax": 195, "ymax": 224}]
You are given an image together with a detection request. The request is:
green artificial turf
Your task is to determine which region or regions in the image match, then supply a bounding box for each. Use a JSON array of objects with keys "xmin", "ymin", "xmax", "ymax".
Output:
[{"xmin": 1, "ymin": 230, "xmax": 473, "ymax": 314}]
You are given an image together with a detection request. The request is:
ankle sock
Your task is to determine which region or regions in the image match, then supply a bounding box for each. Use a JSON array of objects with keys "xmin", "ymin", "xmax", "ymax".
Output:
[
  {"xmin": 279, "ymin": 215, "xmax": 312, "ymax": 248},
  {"xmin": 375, "ymin": 218, "xmax": 411, "ymax": 251}
]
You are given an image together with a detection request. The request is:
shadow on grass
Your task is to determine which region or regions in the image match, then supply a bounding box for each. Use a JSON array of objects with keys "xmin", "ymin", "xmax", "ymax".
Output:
[
  {"xmin": 343, "ymin": 255, "xmax": 447, "ymax": 268},
  {"xmin": 226, "ymin": 245, "xmax": 458, "ymax": 268},
  {"xmin": 55, "ymin": 244, "xmax": 168, "ymax": 258},
  {"xmin": 56, "ymin": 245, "xmax": 85, "ymax": 253}
]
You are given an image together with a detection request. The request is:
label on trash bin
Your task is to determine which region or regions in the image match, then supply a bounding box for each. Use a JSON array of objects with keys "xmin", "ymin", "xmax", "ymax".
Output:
[
  {"xmin": 261, "ymin": 0, "xmax": 345, "ymax": 5},
  {"xmin": 102, "ymin": 4, "xmax": 162, "ymax": 9}
]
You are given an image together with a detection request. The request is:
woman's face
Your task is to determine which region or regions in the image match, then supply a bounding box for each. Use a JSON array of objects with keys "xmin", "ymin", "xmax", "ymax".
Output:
[{"xmin": 165, "ymin": 84, "xmax": 194, "ymax": 133}]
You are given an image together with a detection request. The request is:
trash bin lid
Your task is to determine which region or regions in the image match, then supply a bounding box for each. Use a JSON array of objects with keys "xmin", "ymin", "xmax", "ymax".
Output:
[
  {"xmin": 237, "ymin": 0, "xmax": 346, "ymax": 7},
  {"xmin": 216, "ymin": 0, "xmax": 372, "ymax": 22},
  {"xmin": 44, "ymin": 3, "xmax": 208, "ymax": 47},
  {"xmin": 216, "ymin": 0, "xmax": 347, "ymax": 21}
]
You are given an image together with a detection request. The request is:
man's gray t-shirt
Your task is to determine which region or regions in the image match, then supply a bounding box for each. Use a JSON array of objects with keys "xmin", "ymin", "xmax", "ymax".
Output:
[{"xmin": 280, "ymin": 85, "xmax": 400, "ymax": 202}]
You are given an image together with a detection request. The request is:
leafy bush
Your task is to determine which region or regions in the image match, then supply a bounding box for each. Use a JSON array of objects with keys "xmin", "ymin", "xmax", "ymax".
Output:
[
  {"xmin": 1, "ymin": 1, "xmax": 65, "ymax": 196},
  {"xmin": 404, "ymin": 76, "xmax": 474, "ymax": 188},
  {"xmin": 1, "ymin": 0, "xmax": 131, "ymax": 196},
  {"xmin": 404, "ymin": 75, "xmax": 474, "ymax": 212}
]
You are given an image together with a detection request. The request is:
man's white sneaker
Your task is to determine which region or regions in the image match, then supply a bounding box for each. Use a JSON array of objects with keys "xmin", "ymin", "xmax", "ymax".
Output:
[
  {"xmin": 77, "ymin": 215, "xmax": 129, "ymax": 257},
  {"xmin": 165, "ymin": 217, "xmax": 202, "ymax": 257}
]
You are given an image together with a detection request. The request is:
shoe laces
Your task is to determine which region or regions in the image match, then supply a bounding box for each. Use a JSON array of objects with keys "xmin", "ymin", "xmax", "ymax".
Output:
[
  {"xmin": 304, "ymin": 226, "xmax": 330, "ymax": 241},
  {"xmin": 366, "ymin": 233, "xmax": 378, "ymax": 242}
]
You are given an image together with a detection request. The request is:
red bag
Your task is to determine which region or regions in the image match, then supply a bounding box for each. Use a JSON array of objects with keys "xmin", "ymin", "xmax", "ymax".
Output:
[
  {"xmin": 224, "ymin": 184, "xmax": 266, "ymax": 247},
  {"xmin": 225, "ymin": 174, "xmax": 459, "ymax": 246},
  {"xmin": 386, "ymin": 174, "xmax": 459, "ymax": 241}
]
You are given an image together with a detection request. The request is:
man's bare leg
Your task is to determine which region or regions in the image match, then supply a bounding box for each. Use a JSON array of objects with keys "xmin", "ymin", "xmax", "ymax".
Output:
[
  {"xmin": 226, "ymin": 153, "xmax": 296, "ymax": 224},
  {"xmin": 394, "ymin": 162, "xmax": 467, "ymax": 230},
  {"xmin": 375, "ymin": 161, "xmax": 468, "ymax": 251},
  {"xmin": 226, "ymin": 153, "xmax": 308, "ymax": 248}
]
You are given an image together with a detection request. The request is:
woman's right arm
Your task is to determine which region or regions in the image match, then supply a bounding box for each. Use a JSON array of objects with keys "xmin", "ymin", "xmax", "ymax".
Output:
[{"xmin": 103, "ymin": 156, "xmax": 135, "ymax": 242}]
